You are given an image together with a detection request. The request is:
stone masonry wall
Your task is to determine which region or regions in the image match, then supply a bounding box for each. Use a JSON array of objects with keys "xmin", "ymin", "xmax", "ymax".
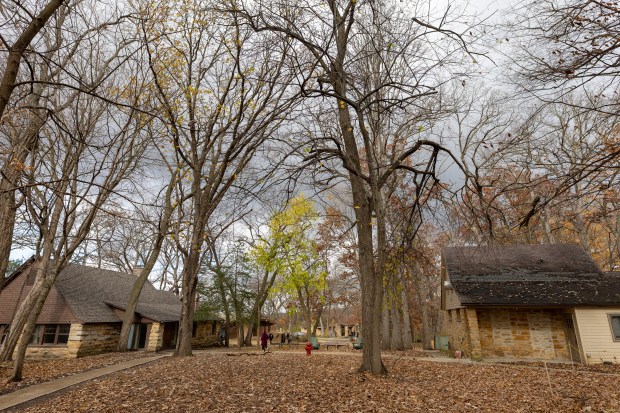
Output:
[
  {"xmin": 444, "ymin": 308, "xmax": 474, "ymax": 357},
  {"xmin": 192, "ymin": 321, "xmax": 218, "ymax": 348},
  {"xmin": 477, "ymin": 308, "xmax": 569, "ymax": 361},
  {"xmin": 147, "ymin": 322, "xmax": 163, "ymax": 352},
  {"xmin": 74, "ymin": 323, "xmax": 121, "ymax": 357}
]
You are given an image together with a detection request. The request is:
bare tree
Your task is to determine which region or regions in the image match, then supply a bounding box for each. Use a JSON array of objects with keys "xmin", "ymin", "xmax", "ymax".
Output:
[
  {"xmin": 0, "ymin": 0, "xmax": 137, "ymax": 290},
  {"xmin": 234, "ymin": 0, "xmax": 478, "ymax": 373},
  {"xmin": 0, "ymin": 0, "xmax": 65, "ymax": 119},
  {"xmin": 137, "ymin": 0, "xmax": 299, "ymax": 356},
  {"xmin": 510, "ymin": 0, "xmax": 620, "ymax": 115},
  {"xmin": 1, "ymin": 89, "xmax": 148, "ymax": 380}
]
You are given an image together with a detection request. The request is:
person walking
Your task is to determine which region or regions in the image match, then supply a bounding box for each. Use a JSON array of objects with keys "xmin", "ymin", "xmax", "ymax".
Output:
[
  {"xmin": 261, "ymin": 330, "xmax": 269, "ymax": 353},
  {"xmin": 268, "ymin": 332, "xmax": 274, "ymax": 345},
  {"xmin": 280, "ymin": 332, "xmax": 286, "ymax": 347}
]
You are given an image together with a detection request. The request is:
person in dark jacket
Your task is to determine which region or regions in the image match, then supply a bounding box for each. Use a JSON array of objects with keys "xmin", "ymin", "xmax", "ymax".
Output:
[
  {"xmin": 268, "ymin": 332, "xmax": 274, "ymax": 344},
  {"xmin": 280, "ymin": 332, "xmax": 286, "ymax": 347},
  {"xmin": 261, "ymin": 330, "xmax": 269, "ymax": 352}
]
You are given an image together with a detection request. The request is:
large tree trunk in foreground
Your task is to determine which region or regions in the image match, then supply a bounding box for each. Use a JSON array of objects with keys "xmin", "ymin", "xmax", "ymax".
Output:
[
  {"xmin": 10, "ymin": 270, "xmax": 57, "ymax": 381},
  {"xmin": 337, "ymin": 92, "xmax": 385, "ymax": 374},
  {"xmin": 0, "ymin": 256, "xmax": 51, "ymax": 362},
  {"xmin": 0, "ymin": 0, "xmax": 65, "ymax": 119},
  {"xmin": 0, "ymin": 103, "xmax": 47, "ymax": 289},
  {"xmin": 175, "ymin": 253, "xmax": 199, "ymax": 356}
]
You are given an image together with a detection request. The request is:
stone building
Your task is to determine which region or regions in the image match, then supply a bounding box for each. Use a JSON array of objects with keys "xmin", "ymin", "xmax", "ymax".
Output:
[
  {"xmin": 441, "ymin": 244, "xmax": 620, "ymax": 364},
  {"xmin": 0, "ymin": 260, "xmax": 222, "ymax": 358}
]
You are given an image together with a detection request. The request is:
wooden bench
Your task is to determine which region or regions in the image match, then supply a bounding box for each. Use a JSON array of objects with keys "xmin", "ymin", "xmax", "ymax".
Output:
[{"xmin": 323, "ymin": 341, "xmax": 350, "ymax": 351}]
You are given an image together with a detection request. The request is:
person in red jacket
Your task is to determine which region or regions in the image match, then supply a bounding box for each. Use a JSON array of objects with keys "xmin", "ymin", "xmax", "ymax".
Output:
[
  {"xmin": 305, "ymin": 341, "xmax": 312, "ymax": 356},
  {"xmin": 261, "ymin": 330, "xmax": 269, "ymax": 353}
]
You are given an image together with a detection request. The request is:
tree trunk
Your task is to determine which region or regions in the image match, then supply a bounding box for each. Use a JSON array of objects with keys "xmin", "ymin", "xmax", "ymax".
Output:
[
  {"xmin": 0, "ymin": 0, "xmax": 65, "ymax": 119},
  {"xmin": 399, "ymin": 265, "xmax": 413, "ymax": 350},
  {"xmin": 390, "ymin": 305, "xmax": 403, "ymax": 351},
  {"xmin": 10, "ymin": 273, "xmax": 55, "ymax": 381},
  {"xmin": 244, "ymin": 321, "xmax": 254, "ymax": 346},
  {"xmin": 334, "ymin": 87, "xmax": 385, "ymax": 373},
  {"xmin": 0, "ymin": 251, "xmax": 53, "ymax": 362},
  {"xmin": 0, "ymin": 182, "xmax": 18, "ymax": 286},
  {"xmin": 118, "ymin": 176, "xmax": 176, "ymax": 351},
  {"xmin": 381, "ymin": 307, "xmax": 390, "ymax": 350},
  {"xmin": 237, "ymin": 324, "xmax": 244, "ymax": 348},
  {"xmin": 0, "ymin": 110, "xmax": 46, "ymax": 290},
  {"xmin": 311, "ymin": 306, "xmax": 323, "ymax": 337},
  {"xmin": 175, "ymin": 280, "xmax": 197, "ymax": 356},
  {"xmin": 614, "ymin": 213, "xmax": 620, "ymax": 269},
  {"xmin": 174, "ymin": 252, "xmax": 199, "ymax": 356},
  {"xmin": 421, "ymin": 297, "xmax": 432, "ymax": 350},
  {"xmin": 116, "ymin": 262, "xmax": 157, "ymax": 352}
]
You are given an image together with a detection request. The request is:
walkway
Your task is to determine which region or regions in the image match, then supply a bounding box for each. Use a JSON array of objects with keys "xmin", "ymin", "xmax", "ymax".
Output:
[{"xmin": 0, "ymin": 354, "xmax": 169, "ymax": 412}]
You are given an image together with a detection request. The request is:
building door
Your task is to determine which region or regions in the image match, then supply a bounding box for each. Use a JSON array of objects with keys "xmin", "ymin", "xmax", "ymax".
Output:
[
  {"xmin": 162, "ymin": 323, "xmax": 178, "ymax": 349},
  {"xmin": 127, "ymin": 324, "xmax": 148, "ymax": 350},
  {"xmin": 563, "ymin": 314, "xmax": 582, "ymax": 363}
]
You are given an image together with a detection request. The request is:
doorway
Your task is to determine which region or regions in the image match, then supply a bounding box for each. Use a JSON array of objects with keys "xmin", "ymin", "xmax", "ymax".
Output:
[
  {"xmin": 127, "ymin": 323, "xmax": 148, "ymax": 350},
  {"xmin": 563, "ymin": 314, "xmax": 582, "ymax": 363}
]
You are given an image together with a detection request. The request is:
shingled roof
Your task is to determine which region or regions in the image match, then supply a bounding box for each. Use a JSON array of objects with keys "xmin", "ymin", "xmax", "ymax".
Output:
[
  {"xmin": 30, "ymin": 263, "xmax": 181, "ymax": 323},
  {"xmin": 443, "ymin": 244, "xmax": 620, "ymax": 306}
]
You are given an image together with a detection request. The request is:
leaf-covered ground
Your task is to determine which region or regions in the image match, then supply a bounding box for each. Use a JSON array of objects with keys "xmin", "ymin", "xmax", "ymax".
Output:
[
  {"xmin": 0, "ymin": 351, "xmax": 152, "ymax": 395},
  {"xmin": 14, "ymin": 350, "xmax": 620, "ymax": 412}
]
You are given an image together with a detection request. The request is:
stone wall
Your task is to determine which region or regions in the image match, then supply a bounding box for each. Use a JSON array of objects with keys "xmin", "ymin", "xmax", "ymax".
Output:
[
  {"xmin": 444, "ymin": 308, "xmax": 477, "ymax": 358},
  {"xmin": 74, "ymin": 323, "xmax": 121, "ymax": 357},
  {"xmin": 24, "ymin": 323, "xmax": 118, "ymax": 359},
  {"xmin": 444, "ymin": 307, "xmax": 571, "ymax": 361},
  {"xmin": 192, "ymin": 321, "xmax": 219, "ymax": 348},
  {"xmin": 147, "ymin": 322, "xmax": 163, "ymax": 352},
  {"xmin": 25, "ymin": 346, "xmax": 75, "ymax": 359},
  {"xmin": 477, "ymin": 308, "xmax": 569, "ymax": 361}
]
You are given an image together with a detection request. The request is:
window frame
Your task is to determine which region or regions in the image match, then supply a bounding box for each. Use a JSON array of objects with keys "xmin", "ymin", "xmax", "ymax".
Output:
[
  {"xmin": 608, "ymin": 314, "xmax": 620, "ymax": 342},
  {"xmin": 29, "ymin": 324, "xmax": 71, "ymax": 346}
]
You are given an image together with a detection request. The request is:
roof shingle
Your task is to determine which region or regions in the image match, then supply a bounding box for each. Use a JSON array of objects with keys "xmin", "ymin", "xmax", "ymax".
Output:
[
  {"xmin": 50, "ymin": 264, "xmax": 181, "ymax": 323},
  {"xmin": 443, "ymin": 244, "xmax": 620, "ymax": 306}
]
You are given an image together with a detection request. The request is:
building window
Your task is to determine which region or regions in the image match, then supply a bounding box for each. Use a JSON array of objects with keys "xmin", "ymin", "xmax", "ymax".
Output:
[
  {"xmin": 456, "ymin": 310, "xmax": 461, "ymax": 323},
  {"xmin": 609, "ymin": 315, "xmax": 620, "ymax": 341},
  {"xmin": 30, "ymin": 324, "xmax": 70, "ymax": 346},
  {"xmin": 448, "ymin": 310, "xmax": 452, "ymax": 322},
  {"xmin": 192, "ymin": 321, "xmax": 197, "ymax": 337}
]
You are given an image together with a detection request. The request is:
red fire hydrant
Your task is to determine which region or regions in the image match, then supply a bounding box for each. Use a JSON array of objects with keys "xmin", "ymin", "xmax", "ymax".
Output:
[{"xmin": 305, "ymin": 341, "xmax": 312, "ymax": 356}]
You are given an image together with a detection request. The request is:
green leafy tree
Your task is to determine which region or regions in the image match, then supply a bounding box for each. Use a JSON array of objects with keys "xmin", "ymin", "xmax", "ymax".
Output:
[{"xmin": 252, "ymin": 195, "xmax": 327, "ymax": 338}]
